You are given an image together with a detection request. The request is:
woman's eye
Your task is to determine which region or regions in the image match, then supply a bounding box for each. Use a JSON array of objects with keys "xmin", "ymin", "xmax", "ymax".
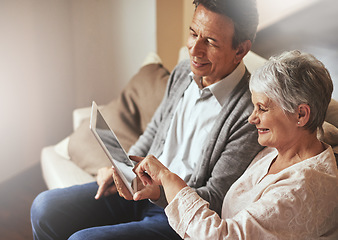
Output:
[{"xmin": 259, "ymin": 106, "xmax": 268, "ymax": 112}]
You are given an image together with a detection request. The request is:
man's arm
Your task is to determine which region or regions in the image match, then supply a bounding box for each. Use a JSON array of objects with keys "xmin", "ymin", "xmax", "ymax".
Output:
[
  {"xmin": 128, "ymin": 60, "xmax": 191, "ymax": 158},
  {"xmin": 195, "ymin": 119, "xmax": 263, "ymax": 214}
]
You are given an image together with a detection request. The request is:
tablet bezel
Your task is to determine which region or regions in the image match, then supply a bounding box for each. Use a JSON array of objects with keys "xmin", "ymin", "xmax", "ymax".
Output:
[{"xmin": 89, "ymin": 101, "xmax": 136, "ymax": 195}]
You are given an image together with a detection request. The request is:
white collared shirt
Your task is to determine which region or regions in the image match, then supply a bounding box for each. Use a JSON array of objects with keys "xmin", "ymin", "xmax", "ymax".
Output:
[{"xmin": 158, "ymin": 61, "xmax": 245, "ymax": 181}]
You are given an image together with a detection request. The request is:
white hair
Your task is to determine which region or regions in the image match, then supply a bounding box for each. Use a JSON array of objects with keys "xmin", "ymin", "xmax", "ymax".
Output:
[{"xmin": 249, "ymin": 50, "xmax": 333, "ymax": 133}]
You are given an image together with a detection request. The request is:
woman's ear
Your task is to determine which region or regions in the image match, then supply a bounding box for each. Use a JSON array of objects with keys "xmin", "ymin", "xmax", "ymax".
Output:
[
  {"xmin": 234, "ymin": 40, "xmax": 252, "ymax": 64},
  {"xmin": 297, "ymin": 104, "xmax": 311, "ymax": 127}
]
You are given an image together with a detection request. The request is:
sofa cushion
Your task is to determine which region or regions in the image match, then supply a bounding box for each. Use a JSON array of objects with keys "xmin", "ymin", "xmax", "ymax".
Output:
[
  {"xmin": 326, "ymin": 99, "xmax": 338, "ymax": 127},
  {"xmin": 68, "ymin": 63, "xmax": 170, "ymax": 176},
  {"xmin": 41, "ymin": 145, "xmax": 95, "ymax": 189},
  {"xmin": 318, "ymin": 121, "xmax": 338, "ymax": 147},
  {"xmin": 319, "ymin": 99, "xmax": 338, "ymax": 152}
]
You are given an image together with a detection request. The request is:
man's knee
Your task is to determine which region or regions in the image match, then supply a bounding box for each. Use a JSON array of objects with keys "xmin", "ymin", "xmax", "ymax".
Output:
[
  {"xmin": 31, "ymin": 190, "xmax": 63, "ymax": 239},
  {"xmin": 68, "ymin": 228, "xmax": 97, "ymax": 240},
  {"xmin": 68, "ymin": 231, "xmax": 82, "ymax": 240},
  {"xmin": 31, "ymin": 190, "xmax": 54, "ymax": 225}
]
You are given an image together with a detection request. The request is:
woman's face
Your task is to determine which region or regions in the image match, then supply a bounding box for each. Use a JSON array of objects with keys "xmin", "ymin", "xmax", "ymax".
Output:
[{"xmin": 248, "ymin": 91, "xmax": 299, "ymax": 150}]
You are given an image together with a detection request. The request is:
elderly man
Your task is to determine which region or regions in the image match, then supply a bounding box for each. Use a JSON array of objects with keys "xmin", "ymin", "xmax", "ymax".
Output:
[{"xmin": 31, "ymin": 0, "xmax": 263, "ymax": 239}]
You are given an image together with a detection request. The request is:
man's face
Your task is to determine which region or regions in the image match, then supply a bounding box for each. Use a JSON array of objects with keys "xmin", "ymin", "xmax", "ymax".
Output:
[{"xmin": 187, "ymin": 5, "xmax": 241, "ymax": 85}]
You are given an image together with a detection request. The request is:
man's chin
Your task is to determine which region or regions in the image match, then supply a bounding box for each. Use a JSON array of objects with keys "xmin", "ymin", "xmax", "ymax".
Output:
[{"xmin": 190, "ymin": 66, "xmax": 209, "ymax": 78}]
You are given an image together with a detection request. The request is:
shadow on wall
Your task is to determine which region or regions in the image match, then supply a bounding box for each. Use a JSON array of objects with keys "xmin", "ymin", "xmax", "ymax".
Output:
[
  {"xmin": 252, "ymin": 0, "xmax": 338, "ymax": 100},
  {"xmin": 0, "ymin": 0, "xmax": 156, "ymax": 184}
]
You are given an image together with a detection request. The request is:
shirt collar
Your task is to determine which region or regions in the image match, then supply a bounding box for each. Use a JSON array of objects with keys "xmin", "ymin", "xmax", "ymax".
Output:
[{"xmin": 189, "ymin": 61, "xmax": 246, "ymax": 106}]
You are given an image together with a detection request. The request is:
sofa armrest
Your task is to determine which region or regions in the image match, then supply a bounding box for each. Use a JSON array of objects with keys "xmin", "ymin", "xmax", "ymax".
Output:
[
  {"xmin": 41, "ymin": 145, "xmax": 95, "ymax": 189},
  {"xmin": 72, "ymin": 107, "xmax": 92, "ymax": 131},
  {"xmin": 72, "ymin": 105, "xmax": 104, "ymax": 131}
]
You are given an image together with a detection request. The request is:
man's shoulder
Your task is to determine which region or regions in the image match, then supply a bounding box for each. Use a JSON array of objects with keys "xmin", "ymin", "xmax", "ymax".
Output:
[
  {"xmin": 173, "ymin": 59, "xmax": 191, "ymax": 75},
  {"xmin": 167, "ymin": 59, "xmax": 191, "ymax": 88},
  {"xmin": 229, "ymin": 70, "xmax": 253, "ymax": 110}
]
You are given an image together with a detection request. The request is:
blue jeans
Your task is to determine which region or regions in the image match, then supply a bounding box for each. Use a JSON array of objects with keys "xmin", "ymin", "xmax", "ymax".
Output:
[{"xmin": 30, "ymin": 182, "xmax": 182, "ymax": 240}]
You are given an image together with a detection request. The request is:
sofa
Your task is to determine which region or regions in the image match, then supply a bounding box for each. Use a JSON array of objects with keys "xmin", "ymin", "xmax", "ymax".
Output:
[{"xmin": 41, "ymin": 48, "xmax": 338, "ymax": 190}]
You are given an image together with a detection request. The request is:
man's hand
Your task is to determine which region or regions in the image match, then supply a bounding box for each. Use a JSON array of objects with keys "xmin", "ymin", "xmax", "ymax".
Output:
[
  {"xmin": 111, "ymin": 167, "xmax": 134, "ymax": 200},
  {"xmin": 133, "ymin": 182, "xmax": 161, "ymax": 202},
  {"xmin": 95, "ymin": 167, "xmax": 117, "ymax": 200}
]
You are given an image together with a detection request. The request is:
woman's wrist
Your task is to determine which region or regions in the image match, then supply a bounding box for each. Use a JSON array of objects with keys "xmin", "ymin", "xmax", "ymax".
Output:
[
  {"xmin": 159, "ymin": 168, "xmax": 174, "ymax": 185},
  {"xmin": 160, "ymin": 170, "xmax": 188, "ymax": 203}
]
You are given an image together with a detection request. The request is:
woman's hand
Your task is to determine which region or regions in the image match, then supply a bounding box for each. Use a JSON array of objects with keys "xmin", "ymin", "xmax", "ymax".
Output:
[
  {"xmin": 131, "ymin": 155, "xmax": 187, "ymax": 204},
  {"xmin": 131, "ymin": 155, "xmax": 171, "ymax": 186},
  {"xmin": 111, "ymin": 165, "xmax": 161, "ymax": 202}
]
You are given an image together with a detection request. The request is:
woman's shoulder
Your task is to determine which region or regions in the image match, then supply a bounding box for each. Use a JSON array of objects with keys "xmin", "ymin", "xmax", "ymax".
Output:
[
  {"xmin": 247, "ymin": 147, "xmax": 278, "ymax": 169},
  {"xmin": 281, "ymin": 145, "xmax": 338, "ymax": 199},
  {"xmin": 301, "ymin": 144, "xmax": 338, "ymax": 177}
]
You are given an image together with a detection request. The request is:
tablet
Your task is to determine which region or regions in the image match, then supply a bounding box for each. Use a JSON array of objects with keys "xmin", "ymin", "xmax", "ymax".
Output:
[{"xmin": 90, "ymin": 101, "xmax": 137, "ymax": 195}]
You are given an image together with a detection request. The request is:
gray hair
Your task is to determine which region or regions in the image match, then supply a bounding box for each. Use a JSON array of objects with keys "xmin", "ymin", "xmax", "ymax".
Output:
[
  {"xmin": 193, "ymin": 0, "xmax": 259, "ymax": 48},
  {"xmin": 249, "ymin": 50, "xmax": 333, "ymax": 133}
]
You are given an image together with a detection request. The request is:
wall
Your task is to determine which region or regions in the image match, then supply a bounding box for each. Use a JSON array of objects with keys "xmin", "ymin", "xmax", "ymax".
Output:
[
  {"xmin": 257, "ymin": 0, "xmax": 320, "ymax": 30},
  {"xmin": 256, "ymin": 0, "xmax": 337, "ymax": 100},
  {"xmin": 71, "ymin": 0, "xmax": 156, "ymax": 107},
  {"xmin": 156, "ymin": 0, "xmax": 194, "ymax": 71},
  {"xmin": 156, "ymin": 0, "xmax": 183, "ymax": 71},
  {"xmin": 0, "ymin": 0, "xmax": 156, "ymax": 184},
  {"xmin": 156, "ymin": 0, "xmax": 323, "ymax": 70}
]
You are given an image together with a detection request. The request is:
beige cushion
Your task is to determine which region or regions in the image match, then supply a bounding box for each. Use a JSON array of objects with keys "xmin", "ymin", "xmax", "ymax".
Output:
[
  {"xmin": 326, "ymin": 99, "xmax": 338, "ymax": 127},
  {"xmin": 319, "ymin": 99, "xmax": 338, "ymax": 150},
  {"xmin": 318, "ymin": 121, "xmax": 338, "ymax": 147},
  {"xmin": 68, "ymin": 63, "xmax": 170, "ymax": 176}
]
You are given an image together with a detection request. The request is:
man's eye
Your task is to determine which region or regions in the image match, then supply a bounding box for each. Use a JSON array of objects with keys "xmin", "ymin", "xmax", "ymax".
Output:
[
  {"xmin": 190, "ymin": 31, "xmax": 197, "ymax": 37},
  {"xmin": 207, "ymin": 40, "xmax": 214, "ymax": 45},
  {"xmin": 207, "ymin": 39, "xmax": 217, "ymax": 47}
]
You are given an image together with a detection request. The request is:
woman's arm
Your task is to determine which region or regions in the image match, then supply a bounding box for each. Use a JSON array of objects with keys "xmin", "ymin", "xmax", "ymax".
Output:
[{"xmin": 132, "ymin": 154, "xmax": 338, "ymax": 240}]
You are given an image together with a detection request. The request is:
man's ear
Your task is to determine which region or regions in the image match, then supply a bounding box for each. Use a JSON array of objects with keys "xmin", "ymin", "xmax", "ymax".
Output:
[
  {"xmin": 234, "ymin": 40, "xmax": 252, "ymax": 64},
  {"xmin": 297, "ymin": 104, "xmax": 311, "ymax": 127}
]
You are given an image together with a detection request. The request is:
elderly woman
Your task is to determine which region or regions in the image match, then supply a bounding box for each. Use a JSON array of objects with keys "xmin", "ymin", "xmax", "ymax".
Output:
[{"xmin": 127, "ymin": 50, "xmax": 338, "ymax": 239}]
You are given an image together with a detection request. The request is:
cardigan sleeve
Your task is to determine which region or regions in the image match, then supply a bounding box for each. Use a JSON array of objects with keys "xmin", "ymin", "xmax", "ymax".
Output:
[
  {"xmin": 193, "ymin": 107, "xmax": 263, "ymax": 215},
  {"xmin": 128, "ymin": 61, "xmax": 191, "ymax": 207},
  {"xmin": 128, "ymin": 63, "xmax": 181, "ymax": 157}
]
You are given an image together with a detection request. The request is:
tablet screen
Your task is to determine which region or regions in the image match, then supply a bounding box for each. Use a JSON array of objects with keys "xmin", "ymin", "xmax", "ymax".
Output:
[{"xmin": 95, "ymin": 109, "xmax": 134, "ymax": 167}]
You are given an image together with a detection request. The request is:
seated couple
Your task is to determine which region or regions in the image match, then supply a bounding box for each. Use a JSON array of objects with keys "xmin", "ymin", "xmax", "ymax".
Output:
[
  {"xmin": 30, "ymin": 0, "xmax": 337, "ymax": 239},
  {"xmin": 129, "ymin": 50, "xmax": 338, "ymax": 239}
]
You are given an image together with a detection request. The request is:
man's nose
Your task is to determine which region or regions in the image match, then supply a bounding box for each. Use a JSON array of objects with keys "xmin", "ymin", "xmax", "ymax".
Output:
[{"xmin": 190, "ymin": 38, "xmax": 205, "ymax": 58}]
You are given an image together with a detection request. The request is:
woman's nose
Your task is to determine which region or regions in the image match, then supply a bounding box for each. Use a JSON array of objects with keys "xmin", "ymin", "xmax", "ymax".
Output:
[{"xmin": 248, "ymin": 111, "xmax": 258, "ymax": 125}]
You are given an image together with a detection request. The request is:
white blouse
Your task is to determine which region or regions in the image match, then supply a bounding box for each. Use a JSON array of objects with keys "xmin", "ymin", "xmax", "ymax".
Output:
[{"xmin": 165, "ymin": 145, "xmax": 338, "ymax": 240}]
